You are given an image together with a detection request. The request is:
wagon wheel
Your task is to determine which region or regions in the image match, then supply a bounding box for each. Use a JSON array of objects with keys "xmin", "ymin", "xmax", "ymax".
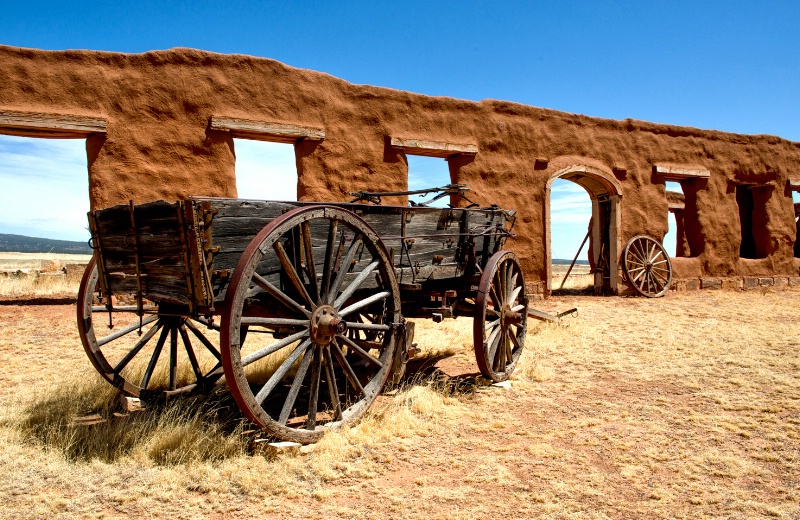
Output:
[
  {"xmin": 474, "ymin": 250, "xmax": 528, "ymax": 382},
  {"xmin": 77, "ymin": 258, "xmax": 225, "ymax": 398},
  {"xmin": 221, "ymin": 205, "xmax": 401, "ymax": 444},
  {"xmin": 622, "ymin": 235, "xmax": 672, "ymax": 298}
]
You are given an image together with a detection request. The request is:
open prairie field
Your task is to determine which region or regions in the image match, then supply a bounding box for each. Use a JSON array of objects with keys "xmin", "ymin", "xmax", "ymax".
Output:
[{"xmin": 0, "ymin": 286, "xmax": 798, "ymax": 519}]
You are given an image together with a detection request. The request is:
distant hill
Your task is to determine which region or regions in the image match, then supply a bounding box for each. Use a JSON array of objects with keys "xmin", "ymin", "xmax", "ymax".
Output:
[
  {"xmin": 553, "ymin": 258, "xmax": 589, "ymax": 265},
  {"xmin": 0, "ymin": 234, "xmax": 92, "ymax": 254}
]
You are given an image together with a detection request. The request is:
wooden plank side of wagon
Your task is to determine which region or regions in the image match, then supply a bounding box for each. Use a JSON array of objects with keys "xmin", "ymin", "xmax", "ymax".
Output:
[
  {"xmin": 90, "ymin": 200, "xmax": 194, "ymax": 306},
  {"xmin": 202, "ymin": 199, "xmax": 301, "ymax": 273}
]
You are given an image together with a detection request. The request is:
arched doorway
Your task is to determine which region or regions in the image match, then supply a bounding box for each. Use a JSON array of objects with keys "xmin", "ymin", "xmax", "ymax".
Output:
[{"xmin": 545, "ymin": 165, "xmax": 622, "ymax": 295}]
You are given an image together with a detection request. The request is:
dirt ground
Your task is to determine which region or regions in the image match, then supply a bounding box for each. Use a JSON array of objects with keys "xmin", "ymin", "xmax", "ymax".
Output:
[{"xmin": 0, "ymin": 288, "xmax": 798, "ymax": 519}]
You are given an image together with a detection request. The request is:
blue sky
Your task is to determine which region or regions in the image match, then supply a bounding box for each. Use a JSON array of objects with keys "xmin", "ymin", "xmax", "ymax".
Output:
[{"xmin": 1, "ymin": 1, "xmax": 798, "ymax": 256}]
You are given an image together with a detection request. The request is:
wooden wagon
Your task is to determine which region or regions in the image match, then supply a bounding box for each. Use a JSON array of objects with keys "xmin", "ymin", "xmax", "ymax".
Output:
[{"xmin": 77, "ymin": 186, "xmax": 529, "ymax": 443}]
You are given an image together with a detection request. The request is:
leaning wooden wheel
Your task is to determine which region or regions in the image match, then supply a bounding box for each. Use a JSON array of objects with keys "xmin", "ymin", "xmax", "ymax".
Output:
[
  {"xmin": 474, "ymin": 250, "xmax": 528, "ymax": 382},
  {"xmin": 77, "ymin": 258, "xmax": 224, "ymax": 398},
  {"xmin": 623, "ymin": 235, "xmax": 672, "ymax": 298},
  {"xmin": 221, "ymin": 205, "xmax": 401, "ymax": 444}
]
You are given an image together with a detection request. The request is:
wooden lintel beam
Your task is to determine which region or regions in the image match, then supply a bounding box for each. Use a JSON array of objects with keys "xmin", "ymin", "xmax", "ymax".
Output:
[
  {"xmin": 668, "ymin": 202, "xmax": 685, "ymax": 211},
  {"xmin": 210, "ymin": 116, "xmax": 325, "ymax": 143},
  {"xmin": 787, "ymin": 179, "xmax": 800, "ymax": 191},
  {"xmin": 390, "ymin": 136, "xmax": 478, "ymax": 158},
  {"xmin": 654, "ymin": 164, "xmax": 710, "ymax": 180},
  {"xmin": 0, "ymin": 109, "xmax": 107, "ymax": 138}
]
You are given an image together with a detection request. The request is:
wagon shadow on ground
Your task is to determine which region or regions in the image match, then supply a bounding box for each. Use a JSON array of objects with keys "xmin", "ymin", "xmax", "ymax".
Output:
[
  {"xmin": 400, "ymin": 352, "xmax": 482, "ymax": 397},
  {"xmin": 16, "ymin": 381, "xmax": 249, "ymax": 464},
  {"xmin": 16, "ymin": 354, "xmax": 480, "ymax": 464}
]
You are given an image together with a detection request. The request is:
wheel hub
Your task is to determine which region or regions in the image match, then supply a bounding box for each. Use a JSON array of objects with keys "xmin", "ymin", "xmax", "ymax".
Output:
[
  {"xmin": 310, "ymin": 305, "xmax": 346, "ymax": 345},
  {"xmin": 500, "ymin": 304, "xmax": 523, "ymax": 327}
]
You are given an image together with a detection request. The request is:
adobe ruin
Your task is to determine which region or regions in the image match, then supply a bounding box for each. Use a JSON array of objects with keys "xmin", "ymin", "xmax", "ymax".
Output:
[{"xmin": 1, "ymin": 45, "xmax": 799, "ymax": 295}]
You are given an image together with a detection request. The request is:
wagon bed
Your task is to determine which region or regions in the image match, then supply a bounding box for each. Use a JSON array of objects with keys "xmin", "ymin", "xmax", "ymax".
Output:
[{"xmin": 79, "ymin": 193, "xmax": 529, "ymax": 443}]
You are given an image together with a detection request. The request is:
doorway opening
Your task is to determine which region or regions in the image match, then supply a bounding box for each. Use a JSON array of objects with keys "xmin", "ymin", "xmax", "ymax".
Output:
[
  {"xmin": 233, "ymin": 139, "xmax": 298, "ymax": 201},
  {"xmin": 549, "ymin": 178, "xmax": 593, "ymax": 293},
  {"xmin": 406, "ymin": 155, "xmax": 452, "ymax": 207},
  {"xmin": 546, "ymin": 166, "xmax": 621, "ymax": 295}
]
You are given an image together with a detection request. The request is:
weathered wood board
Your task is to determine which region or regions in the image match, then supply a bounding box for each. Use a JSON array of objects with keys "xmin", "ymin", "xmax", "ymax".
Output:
[{"xmin": 89, "ymin": 197, "xmax": 512, "ymax": 310}]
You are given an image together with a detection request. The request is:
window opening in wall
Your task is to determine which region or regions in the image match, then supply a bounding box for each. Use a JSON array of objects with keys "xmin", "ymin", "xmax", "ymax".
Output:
[
  {"xmin": 793, "ymin": 191, "xmax": 800, "ymax": 258},
  {"xmin": 550, "ymin": 178, "xmax": 594, "ymax": 293},
  {"xmin": 736, "ymin": 185, "xmax": 757, "ymax": 258},
  {"xmin": 663, "ymin": 181, "xmax": 684, "ymax": 257},
  {"xmin": 233, "ymin": 139, "xmax": 298, "ymax": 201},
  {"xmin": 736, "ymin": 184, "xmax": 772, "ymax": 259},
  {"xmin": 406, "ymin": 155, "xmax": 452, "ymax": 207},
  {"xmin": 0, "ymin": 134, "xmax": 90, "ymax": 247}
]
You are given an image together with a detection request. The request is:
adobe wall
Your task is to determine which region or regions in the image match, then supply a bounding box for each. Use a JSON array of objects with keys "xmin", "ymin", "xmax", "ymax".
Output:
[{"xmin": 1, "ymin": 45, "xmax": 799, "ymax": 294}]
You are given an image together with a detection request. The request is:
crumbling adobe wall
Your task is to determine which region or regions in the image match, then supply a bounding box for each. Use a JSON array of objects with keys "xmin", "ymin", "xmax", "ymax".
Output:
[{"xmin": 1, "ymin": 45, "xmax": 799, "ymax": 292}]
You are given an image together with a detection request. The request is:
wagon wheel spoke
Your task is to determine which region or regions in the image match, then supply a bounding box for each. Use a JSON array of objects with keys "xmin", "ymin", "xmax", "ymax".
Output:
[
  {"xmin": 179, "ymin": 324, "xmax": 204, "ymax": 382},
  {"xmin": 252, "ymin": 272, "xmax": 312, "ymax": 318},
  {"xmin": 140, "ymin": 326, "xmax": 169, "ymax": 390},
  {"xmin": 486, "ymin": 324, "xmax": 502, "ymax": 367},
  {"xmin": 300, "ymin": 221, "xmax": 320, "ymax": 304},
  {"xmin": 328, "ymin": 234, "xmax": 364, "ymax": 305},
  {"xmin": 338, "ymin": 290, "xmax": 389, "ymax": 318},
  {"xmin": 505, "ymin": 262, "xmax": 514, "ymax": 302},
  {"xmin": 184, "ymin": 319, "xmax": 222, "ymax": 361},
  {"xmin": 473, "ymin": 252, "xmax": 527, "ymax": 382},
  {"xmin": 305, "ymin": 345, "xmax": 322, "ymax": 430},
  {"xmin": 168, "ymin": 327, "xmax": 179, "ymax": 391},
  {"xmin": 484, "ymin": 317, "xmax": 501, "ymax": 332},
  {"xmin": 278, "ymin": 346, "xmax": 314, "ymax": 425},
  {"xmin": 221, "ymin": 206, "xmax": 400, "ymax": 444},
  {"xmin": 274, "ymin": 240, "xmax": 314, "ymax": 308},
  {"xmin": 320, "ymin": 219, "xmax": 339, "ymax": 303},
  {"xmin": 330, "ymin": 339, "xmax": 366, "ymax": 397},
  {"xmin": 94, "ymin": 315, "xmax": 158, "ymax": 348},
  {"xmin": 254, "ymin": 339, "xmax": 312, "ymax": 405},
  {"xmin": 631, "ymin": 241, "xmax": 646, "ymax": 265},
  {"xmin": 111, "ymin": 320, "xmax": 163, "ymax": 374},
  {"xmin": 333, "ymin": 261, "xmax": 380, "ymax": 310},
  {"xmin": 488, "ymin": 282, "xmax": 502, "ymax": 312},
  {"xmin": 240, "ymin": 329, "xmax": 310, "ymax": 367},
  {"xmin": 337, "ymin": 334, "xmax": 384, "ymax": 368},
  {"xmin": 323, "ymin": 345, "xmax": 343, "ymax": 421},
  {"xmin": 651, "ymin": 270, "xmax": 670, "ymax": 286},
  {"xmin": 240, "ymin": 317, "xmax": 310, "ymax": 328}
]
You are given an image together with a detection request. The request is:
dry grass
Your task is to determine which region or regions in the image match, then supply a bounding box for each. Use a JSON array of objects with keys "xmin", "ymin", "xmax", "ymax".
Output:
[
  {"xmin": 551, "ymin": 263, "xmax": 594, "ymax": 291},
  {"xmin": 0, "ymin": 270, "xmax": 83, "ymax": 298},
  {"xmin": 0, "ymin": 288, "xmax": 798, "ymax": 518}
]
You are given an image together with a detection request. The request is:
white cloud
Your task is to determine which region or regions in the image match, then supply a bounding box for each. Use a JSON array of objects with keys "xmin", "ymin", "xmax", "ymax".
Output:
[
  {"xmin": 0, "ymin": 134, "xmax": 90, "ymax": 241},
  {"xmin": 233, "ymin": 139, "xmax": 298, "ymax": 201}
]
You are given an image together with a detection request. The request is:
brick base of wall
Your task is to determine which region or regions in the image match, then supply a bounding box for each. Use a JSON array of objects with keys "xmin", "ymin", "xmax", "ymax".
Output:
[
  {"xmin": 670, "ymin": 276, "xmax": 798, "ymax": 293},
  {"xmin": 528, "ymin": 276, "xmax": 800, "ymax": 298}
]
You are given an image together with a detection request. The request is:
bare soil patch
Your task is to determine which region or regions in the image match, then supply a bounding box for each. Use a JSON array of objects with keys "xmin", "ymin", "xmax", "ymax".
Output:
[{"xmin": 0, "ymin": 289, "xmax": 798, "ymax": 519}]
